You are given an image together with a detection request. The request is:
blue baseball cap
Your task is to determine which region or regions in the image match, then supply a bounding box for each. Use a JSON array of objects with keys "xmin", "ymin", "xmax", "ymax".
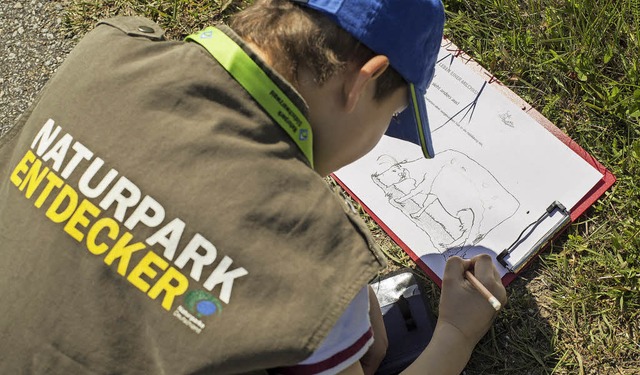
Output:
[{"xmin": 291, "ymin": 0, "xmax": 445, "ymax": 158}]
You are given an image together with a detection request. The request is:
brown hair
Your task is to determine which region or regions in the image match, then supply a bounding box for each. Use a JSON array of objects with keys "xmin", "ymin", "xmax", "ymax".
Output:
[{"xmin": 229, "ymin": 0, "xmax": 406, "ymax": 100}]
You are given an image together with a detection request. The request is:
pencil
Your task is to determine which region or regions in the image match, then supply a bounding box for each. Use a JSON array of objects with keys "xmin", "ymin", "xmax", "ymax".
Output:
[{"xmin": 465, "ymin": 270, "xmax": 502, "ymax": 311}]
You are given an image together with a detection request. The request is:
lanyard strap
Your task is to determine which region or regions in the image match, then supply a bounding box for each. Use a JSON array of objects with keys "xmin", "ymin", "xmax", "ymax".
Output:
[{"xmin": 185, "ymin": 27, "xmax": 314, "ymax": 168}]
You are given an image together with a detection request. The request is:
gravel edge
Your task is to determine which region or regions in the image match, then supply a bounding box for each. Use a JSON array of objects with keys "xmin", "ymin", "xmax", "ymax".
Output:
[{"xmin": 0, "ymin": 0, "xmax": 79, "ymax": 137}]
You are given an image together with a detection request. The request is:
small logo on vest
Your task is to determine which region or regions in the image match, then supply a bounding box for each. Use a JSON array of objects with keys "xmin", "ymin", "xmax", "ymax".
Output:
[
  {"xmin": 184, "ymin": 290, "xmax": 223, "ymax": 317},
  {"xmin": 298, "ymin": 128, "xmax": 309, "ymax": 141},
  {"xmin": 173, "ymin": 290, "xmax": 223, "ymax": 334}
]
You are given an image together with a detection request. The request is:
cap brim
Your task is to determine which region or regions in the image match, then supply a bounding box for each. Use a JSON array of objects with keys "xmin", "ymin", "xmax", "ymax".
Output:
[{"xmin": 385, "ymin": 84, "xmax": 435, "ymax": 158}]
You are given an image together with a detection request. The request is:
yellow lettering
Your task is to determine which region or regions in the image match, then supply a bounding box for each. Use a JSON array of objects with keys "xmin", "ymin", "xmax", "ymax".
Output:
[
  {"xmin": 34, "ymin": 171, "xmax": 64, "ymax": 208},
  {"xmin": 9, "ymin": 147, "xmax": 227, "ymax": 314},
  {"xmin": 45, "ymin": 184, "xmax": 78, "ymax": 223},
  {"xmin": 10, "ymin": 150, "xmax": 36, "ymax": 187},
  {"xmin": 148, "ymin": 267, "xmax": 189, "ymax": 311},
  {"xmin": 104, "ymin": 232, "xmax": 146, "ymax": 276},
  {"xmin": 64, "ymin": 199, "xmax": 101, "ymax": 242},
  {"xmin": 18, "ymin": 157, "xmax": 50, "ymax": 199},
  {"xmin": 86, "ymin": 217, "xmax": 120, "ymax": 255},
  {"xmin": 127, "ymin": 251, "xmax": 168, "ymax": 293}
]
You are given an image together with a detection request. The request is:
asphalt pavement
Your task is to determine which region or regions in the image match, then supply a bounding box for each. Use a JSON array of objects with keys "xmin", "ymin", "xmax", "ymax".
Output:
[{"xmin": 0, "ymin": 0, "xmax": 77, "ymax": 136}]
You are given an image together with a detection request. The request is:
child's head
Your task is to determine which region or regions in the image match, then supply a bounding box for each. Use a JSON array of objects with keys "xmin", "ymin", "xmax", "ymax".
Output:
[
  {"xmin": 229, "ymin": 0, "xmax": 405, "ymax": 102},
  {"xmin": 230, "ymin": 0, "xmax": 445, "ymax": 161}
]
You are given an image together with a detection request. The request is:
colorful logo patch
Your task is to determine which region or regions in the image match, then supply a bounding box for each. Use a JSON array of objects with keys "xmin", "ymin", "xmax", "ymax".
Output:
[
  {"xmin": 184, "ymin": 290, "xmax": 223, "ymax": 317},
  {"xmin": 298, "ymin": 128, "xmax": 309, "ymax": 141}
]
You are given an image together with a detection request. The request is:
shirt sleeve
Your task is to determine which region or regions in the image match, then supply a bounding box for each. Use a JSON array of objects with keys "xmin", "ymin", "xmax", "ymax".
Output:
[{"xmin": 272, "ymin": 286, "xmax": 373, "ymax": 375}]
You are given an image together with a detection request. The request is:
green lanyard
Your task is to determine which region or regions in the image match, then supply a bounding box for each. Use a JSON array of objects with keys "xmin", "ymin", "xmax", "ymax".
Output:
[{"xmin": 185, "ymin": 27, "xmax": 314, "ymax": 168}]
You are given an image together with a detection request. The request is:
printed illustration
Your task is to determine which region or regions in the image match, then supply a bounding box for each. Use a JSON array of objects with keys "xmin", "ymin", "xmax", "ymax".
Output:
[
  {"xmin": 371, "ymin": 149, "xmax": 520, "ymax": 259},
  {"xmin": 430, "ymin": 52, "xmax": 488, "ymax": 133}
]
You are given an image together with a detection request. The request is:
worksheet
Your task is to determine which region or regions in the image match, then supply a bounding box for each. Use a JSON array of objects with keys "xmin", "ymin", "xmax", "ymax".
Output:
[{"xmin": 333, "ymin": 41, "xmax": 608, "ymax": 285}]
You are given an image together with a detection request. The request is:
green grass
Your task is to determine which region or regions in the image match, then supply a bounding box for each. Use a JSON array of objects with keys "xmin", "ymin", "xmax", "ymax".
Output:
[
  {"xmin": 62, "ymin": 0, "xmax": 640, "ymax": 373},
  {"xmin": 444, "ymin": 1, "xmax": 640, "ymax": 373},
  {"xmin": 62, "ymin": 0, "xmax": 251, "ymax": 39}
]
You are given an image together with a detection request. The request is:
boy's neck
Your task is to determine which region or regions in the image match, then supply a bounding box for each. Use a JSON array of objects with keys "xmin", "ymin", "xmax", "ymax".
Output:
[{"xmin": 245, "ymin": 42, "xmax": 273, "ymax": 67}]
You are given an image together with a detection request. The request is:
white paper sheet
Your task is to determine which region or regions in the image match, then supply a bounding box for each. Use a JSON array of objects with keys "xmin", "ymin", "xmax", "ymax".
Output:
[{"xmin": 334, "ymin": 44, "xmax": 604, "ymax": 281}]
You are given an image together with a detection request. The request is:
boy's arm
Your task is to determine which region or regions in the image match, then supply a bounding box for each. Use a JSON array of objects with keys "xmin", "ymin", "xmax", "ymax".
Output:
[
  {"xmin": 339, "ymin": 321, "xmax": 474, "ymax": 375},
  {"xmin": 359, "ymin": 286, "xmax": 388, "ymax": 375},
  {"xmin": 339, "ymin": 254, "xmax": 507, "ymax": 375}
]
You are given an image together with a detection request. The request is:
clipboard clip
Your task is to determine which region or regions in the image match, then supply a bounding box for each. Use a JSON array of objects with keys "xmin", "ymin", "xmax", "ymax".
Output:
[{"xmin": 497, "ymin": 201, "xmax": 571, "ymax": 273}]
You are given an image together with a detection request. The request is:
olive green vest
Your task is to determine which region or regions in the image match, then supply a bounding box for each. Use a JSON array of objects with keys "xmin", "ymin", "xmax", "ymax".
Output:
[{"xmin": 0, "ymin": 16, "xmax": 385, "ymax": 374}]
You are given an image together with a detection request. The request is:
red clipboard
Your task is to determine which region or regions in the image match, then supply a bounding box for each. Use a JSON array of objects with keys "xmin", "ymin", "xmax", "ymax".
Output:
[{"xmin": 333, "ymin": 39, "xmax": 616, "ymax": 287}]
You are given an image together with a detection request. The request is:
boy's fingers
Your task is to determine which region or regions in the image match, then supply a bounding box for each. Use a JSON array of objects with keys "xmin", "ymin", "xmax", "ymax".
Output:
[
  {"xmin": 445, "ymin": 254, "xmax": 506, "ymax": 302},
  {"xmin": 469, "ymin": 254, "xmax": 507, "ymax": 304},
  {"xmin": 470, "ymin": 254, "xmax": 495, "ymax": 279},
  {"xmin": 443, "ymin": 256, "xmax": 472, "ymax": 282}
]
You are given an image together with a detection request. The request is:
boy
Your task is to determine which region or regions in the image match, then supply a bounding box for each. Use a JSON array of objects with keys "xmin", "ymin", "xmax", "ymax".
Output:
[{"xmin": 0, "ymin": 0, "xmax": 506, "ymax": 374}]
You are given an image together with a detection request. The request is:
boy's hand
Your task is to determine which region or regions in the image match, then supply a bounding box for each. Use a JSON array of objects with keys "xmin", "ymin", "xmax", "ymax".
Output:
[
  {"xmin": 438, "ymin": 254, "xmax": 507, "ymax": 346},
  {"xmin": 372, "ymin": 254, "xmax": 507, "ymax": 375},
  {"xmin": 341, "ymin": 255, "xmax": 507, "ymax": 375}
]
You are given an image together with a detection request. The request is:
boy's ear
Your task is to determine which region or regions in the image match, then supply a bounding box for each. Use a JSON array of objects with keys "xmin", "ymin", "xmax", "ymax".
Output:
[{"xmin": 344, "ymin": 55, "xmax": 390, "ymax": 113}]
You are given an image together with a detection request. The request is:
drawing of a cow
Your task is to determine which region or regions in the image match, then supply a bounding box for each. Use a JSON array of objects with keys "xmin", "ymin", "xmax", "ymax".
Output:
[{"xmin": 372, "ymin": 150, "xmax": 520, "ymax": 254}]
